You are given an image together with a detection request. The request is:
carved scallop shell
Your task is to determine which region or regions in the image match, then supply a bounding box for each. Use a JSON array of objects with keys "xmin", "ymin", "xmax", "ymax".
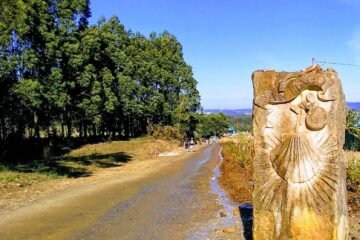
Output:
[{"xmin": 271, "ymin": 134, "xmax": 321, "ymax": 183}]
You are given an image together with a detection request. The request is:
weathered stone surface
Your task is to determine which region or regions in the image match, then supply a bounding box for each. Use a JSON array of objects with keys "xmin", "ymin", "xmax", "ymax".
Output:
[
  {"xmin": 222, "ymin": 227, "xmax": 236, "ymax": 234},
  {"xmin": 252, "ymin": 65, "xmax": 348, "ymax": 240}
]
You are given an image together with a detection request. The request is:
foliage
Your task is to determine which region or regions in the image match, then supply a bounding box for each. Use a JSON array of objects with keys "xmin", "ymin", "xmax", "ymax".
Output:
[
  {"xmin": 222, "ymin": 134, "xmax": 254, "ymax": 171},
  {"xmin": 346, "ymin": 108, "xmax": 360, "ymax": 135},
  {"xmin": 219, "ymin": 134, "xmax": 254, "ymax": 203},
  {"xmin": 0, "ymin": 1, "xmax": 200, "ymax": 160},
  {"xmin": 348, "ymin": 158, "xmax": 360, "ymax": 188},
  {"xmin": 346, "ymin": 154, "xmax": 360, "ymax": 217},
  {"xmin": 228, "ymin": 115, "xmax": 252, "ymax": 132},
  {"xmin": 197, "ymin": 113, "xmax": 230, "ymax": 138},
  {"xmin": 149, "ymin": 125, "xmax": 184, "ymax": 141},
  {"xmin": 345, "ymin": 108, "xmax": 360, "ymax": 151}
]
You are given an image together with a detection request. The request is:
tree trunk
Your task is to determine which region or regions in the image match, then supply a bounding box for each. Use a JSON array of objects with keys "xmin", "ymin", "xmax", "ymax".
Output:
[
  {"xmin": 124, "ymin": 116, "xmax": 130, "ymax": 139},
  {"xmin": 92, "ymin": 124, "xmax": 97, "ymax": 137},
  {"xmin": 0, "ymin": 117, "xmax": 3, "ymax": 141},
  {"xmin": 78, "ymin": 121, "xmax": 83, "ymax": 139},
  {"xmin": 34, "ymin": 111, "xmax": 40, "ymax": 138},
  {"xmin": 66, "ymin": 119, "xmax": 72, "ymax": 139},
  {"xmin": 61, "ymin": 123, "xmax": 65, "ymax": 139},
  {"xmin": 84, "ymin": 122, "xmax": 88, "ymax": 138}
]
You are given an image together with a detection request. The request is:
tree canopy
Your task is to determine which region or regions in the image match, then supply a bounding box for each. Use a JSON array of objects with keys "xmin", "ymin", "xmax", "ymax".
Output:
[
  {"xmin": 0, "ymin": 0, "xmax": 201, "ymax": 147},
  {"xmin": 197, "ymin": 113, "xmax": 230, "ymax": 138}
]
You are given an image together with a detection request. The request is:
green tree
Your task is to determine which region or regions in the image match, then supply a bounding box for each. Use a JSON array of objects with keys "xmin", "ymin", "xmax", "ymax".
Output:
[
  {"xmin": 345, "ymin": 108, "xmax": 360, "ymax": 151},
  {"xmin": 198, "ymin": 113, "xmax": 230, "ymax": 138},
  {"xmin": 0, "ymin": 1, "xmax": 201, "ymax": 161}
]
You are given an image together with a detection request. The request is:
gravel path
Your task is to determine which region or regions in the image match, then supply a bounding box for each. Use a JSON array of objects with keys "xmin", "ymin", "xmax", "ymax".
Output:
[{"xmin": 0, "ymin": 144, "xmax": 246, "ymax": 240}]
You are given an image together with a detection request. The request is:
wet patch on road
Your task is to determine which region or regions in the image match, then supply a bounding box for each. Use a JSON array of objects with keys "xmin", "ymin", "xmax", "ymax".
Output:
[{"xmin": 187, "ymin": 146, "xmax": 244, "ymax": 240}]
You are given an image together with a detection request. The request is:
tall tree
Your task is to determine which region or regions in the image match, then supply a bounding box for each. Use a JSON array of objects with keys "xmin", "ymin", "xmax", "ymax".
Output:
[{"xmin": 0, "ymin": 1, "xmax": 201, "ymax": 158}]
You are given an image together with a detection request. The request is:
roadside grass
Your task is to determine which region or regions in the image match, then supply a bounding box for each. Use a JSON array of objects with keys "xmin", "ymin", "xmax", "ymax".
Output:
[
  {"xmin": 345, "ymin": 151, "xmax": 360, "ymax": 218},
  {"xmin": 219, "ymin": 134, "xmax": 254, "ymax": 203},
  {"xmin": 346, "ymin": 151, "xmax": 360, "ymax": 187},
  {"xmin": 0, "ymin": 137, "xmax": 180, "ymax": 187},
  {"xmin": 0, "ymin": 164, "xmax": 61, "ymax": 188}
]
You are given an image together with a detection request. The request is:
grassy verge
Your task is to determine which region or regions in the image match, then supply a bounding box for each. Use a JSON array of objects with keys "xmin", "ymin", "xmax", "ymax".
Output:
[
  {"xmin": 345, "ymin": 151, "xmax": 360, "ymax": 217},
  {"xmin": 218, "ymin": 134, "xmax": 254, "ymax": 204},
  {"xmin": 0, "ymin": 137, "xmax": 180, "ymax": 187},
  {"xmin": 0, "ymin": 165, "xmax": 61, "ymax": 188}
]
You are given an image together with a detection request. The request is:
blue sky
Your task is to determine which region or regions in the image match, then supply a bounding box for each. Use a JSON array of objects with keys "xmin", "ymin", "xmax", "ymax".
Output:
[{"xmin": 89, "ymin": 0, "xmax": 360, "ymax": 109}]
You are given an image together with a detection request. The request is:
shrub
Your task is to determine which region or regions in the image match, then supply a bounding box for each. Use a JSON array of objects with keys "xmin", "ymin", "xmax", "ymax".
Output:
[
  {"xmin": 149, "ymin": 125, "xmax": 184, "ymax": 141},
  {"xmin": 219, "ymin": 134, "xmax": 254, "ymax": 203},
  {"xmin": 348, "ymin": 157, "xmax": 360, "ymax": 189},
  {"xmin": 222, "ymin": 134, "xmax": 254, "ymax": 172}
]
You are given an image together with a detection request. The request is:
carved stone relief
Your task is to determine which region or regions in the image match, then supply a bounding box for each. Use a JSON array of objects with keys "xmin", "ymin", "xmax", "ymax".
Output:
[{"xmin": 252, "ymin": 65, "xmax": 348, "ymax": 240}]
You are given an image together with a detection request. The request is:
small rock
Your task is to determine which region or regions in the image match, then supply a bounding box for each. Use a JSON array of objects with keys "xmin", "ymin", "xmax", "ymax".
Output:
[
  {"xmin": 223, "ymin": 227, "xmax": 236, "ymax": 234},
  {"xmin": 219, "ymin": 211, "xmax": 227, "ymax": 217}
]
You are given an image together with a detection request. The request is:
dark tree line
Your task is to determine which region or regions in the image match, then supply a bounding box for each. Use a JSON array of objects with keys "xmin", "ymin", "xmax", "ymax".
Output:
[
  {"xmin": 0, "ymin": 0, "xmax": 200, "ymax": 148},
  {"xmin": 345, "ymin": 108, "xmax": 360, "ymax": 151}
]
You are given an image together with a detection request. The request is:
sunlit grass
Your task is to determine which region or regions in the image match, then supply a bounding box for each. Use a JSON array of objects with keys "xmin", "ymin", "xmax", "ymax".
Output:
[
  {"xmin": 0, "ymin": 137, "xmax": 180, "ymax": 187},
  {"xmin": 219, "ymin": 134, "xmax": 254, "ymax": 203},
  {"xmin": 0, "ymin": 165, "xmax": 61, "ymax": 187},
  {"xmin": 347, "ymin": 154, "xmax": 360, "ymax": 190}
]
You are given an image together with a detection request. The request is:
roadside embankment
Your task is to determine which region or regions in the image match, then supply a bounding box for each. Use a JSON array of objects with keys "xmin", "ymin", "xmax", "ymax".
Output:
[
  {"xmin": 344, "ymin": 151, "xmax": 360, "ymax": 238},
  {"xmin": 0, "ymin": 137, "xmax": 181, "ymax": 213},
  {"xmin": 218, "ymin": 134, "xmax": 253, "ymax": 204}
]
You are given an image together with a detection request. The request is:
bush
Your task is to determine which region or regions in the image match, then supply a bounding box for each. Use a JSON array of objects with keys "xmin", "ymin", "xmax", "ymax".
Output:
[
  {"xmin": 222, "ymin": 134, "xmax": 254, "ymax": 172},
  {"xmin": 149, "ymin": 125, "xmax": 184, "ymax": 141},
  {"xmin": 345, "ymin": 130, "xmax": 360, "ymax": 151},
  {"xmin": 348, "ymin": 158, "xmax": 360, "ymax": 188},
  {"xmin": 219, "ymin": 134, "xmax": 254, "ymax": 203}
]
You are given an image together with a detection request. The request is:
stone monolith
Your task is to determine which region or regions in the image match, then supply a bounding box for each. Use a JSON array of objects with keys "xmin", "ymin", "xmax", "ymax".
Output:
[{"xmin": 252, "ymin": 65, "xmax": 348, "ymax": 240}]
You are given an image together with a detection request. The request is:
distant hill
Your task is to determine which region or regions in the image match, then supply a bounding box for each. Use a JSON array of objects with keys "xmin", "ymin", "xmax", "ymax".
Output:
[
  {"xmin": 347, "ymin": 102, "xmax": 360, "ymax": 110},
  {"xmin": 204, "ymin": 109, "xmax": 252, "ymax": 116},
  {"xmin": 205, "ymin": 102, "xmax": 360, "ymax": 116}
]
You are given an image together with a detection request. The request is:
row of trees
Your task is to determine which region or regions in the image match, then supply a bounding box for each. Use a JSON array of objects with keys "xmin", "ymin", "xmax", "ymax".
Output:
[
  {"xmin": 345, "ymin": 108, "xmax": 360, "ymax": 151},
  {"xmin": 0, "ymin": 0, "xmax": 201, "ymax": 144},
  {"xmin": 197, "ymin": 113, "xmax": 230, "ymax": 138},
  {"xmin": 228, "ymin": 115, "xmax": 252, "ymax": 132}
]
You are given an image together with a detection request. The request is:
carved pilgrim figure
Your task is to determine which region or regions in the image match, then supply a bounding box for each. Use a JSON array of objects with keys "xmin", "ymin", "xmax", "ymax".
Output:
[{"xmin": 252, "ymin": 65, "xmax": 348, "ymax": 240}]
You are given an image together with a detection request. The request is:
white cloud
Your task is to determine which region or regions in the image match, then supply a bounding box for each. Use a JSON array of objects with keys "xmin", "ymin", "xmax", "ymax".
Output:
[{"xmin": 347, "ymin": 28, "xmax": 360, "ymax": 64}]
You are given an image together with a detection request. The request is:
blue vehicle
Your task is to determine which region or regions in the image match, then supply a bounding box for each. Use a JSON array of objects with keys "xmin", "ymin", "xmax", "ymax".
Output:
[{"xmin": 228, "ymin": 126, "xmax": 236, "ymax": 134}]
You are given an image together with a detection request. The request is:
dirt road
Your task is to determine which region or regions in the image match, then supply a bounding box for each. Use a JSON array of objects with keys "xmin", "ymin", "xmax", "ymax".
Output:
[{"xmin": 0, "ymin": 144, "xmax": 245, "ymax": 240}]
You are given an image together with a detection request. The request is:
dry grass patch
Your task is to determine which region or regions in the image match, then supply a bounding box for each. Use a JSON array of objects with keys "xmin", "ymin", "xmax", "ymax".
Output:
[
  {"xmin": 0, "ymin": 137, "xmax": 181, "ymax": 187},
  {"xmin": 0, "ymin": 167, "xmax": 60, "ymax": 188},
  {"xmin": 345, "ymin": 151, "xmax": 360, "ymax": 218},
  {"xmin": 219, "ymin": 134, "xmax": 254, "ymax": 204},
  {"xmin": 67, "ymin": 137, "xmax": 180, "ymax": 161}
]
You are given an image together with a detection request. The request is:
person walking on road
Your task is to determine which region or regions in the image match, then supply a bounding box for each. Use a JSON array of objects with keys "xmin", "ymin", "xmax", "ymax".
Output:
[
  {"xmin": 189, "ymin": 138, "xmax": 195, "ymax": 152},
  {"xmin": 184, "ymin": 138, "xmax": 190, "ymax": 151}
]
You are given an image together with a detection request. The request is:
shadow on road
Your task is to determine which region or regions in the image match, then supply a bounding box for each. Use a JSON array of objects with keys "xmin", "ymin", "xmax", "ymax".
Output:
[{"xmin": 239, "ymin": 204, "xmax": 253, "ymax": 240}]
